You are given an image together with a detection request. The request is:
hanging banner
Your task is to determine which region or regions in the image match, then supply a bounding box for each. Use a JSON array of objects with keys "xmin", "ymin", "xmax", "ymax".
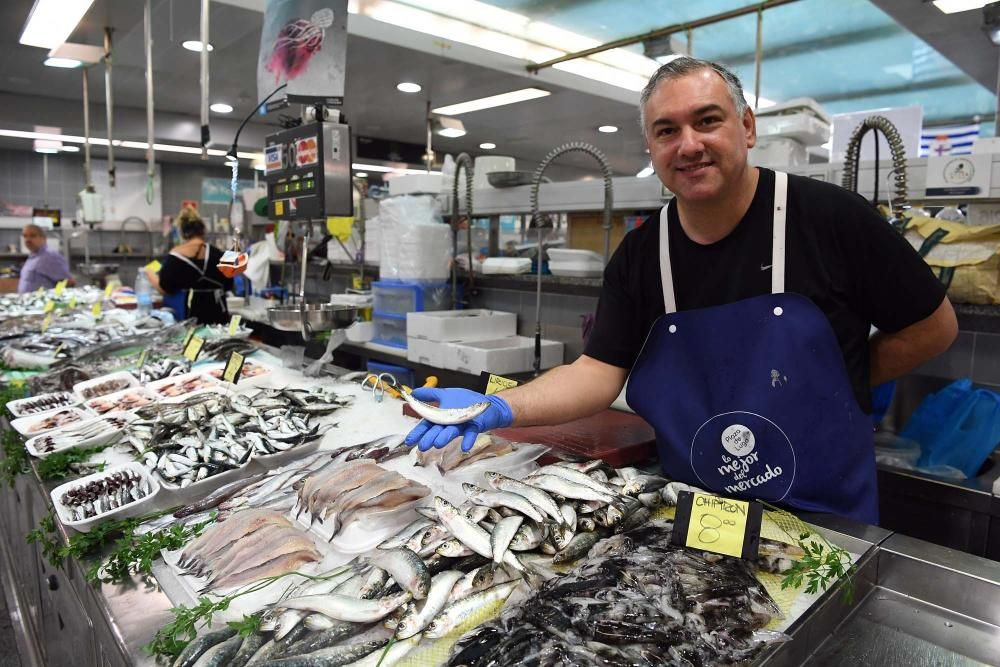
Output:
[{"xmin": 257, "ymin": 0, "xmax": 348, "ymax": 106}]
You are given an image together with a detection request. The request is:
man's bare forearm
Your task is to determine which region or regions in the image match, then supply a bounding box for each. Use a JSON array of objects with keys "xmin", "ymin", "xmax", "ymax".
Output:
[
  {"xmin": 498, "ymin": 355, "xmax": 628, "ymax": 427},
  {"xmin": 870, "ymin": 297, "xmax": 957, "ymax": 386}
]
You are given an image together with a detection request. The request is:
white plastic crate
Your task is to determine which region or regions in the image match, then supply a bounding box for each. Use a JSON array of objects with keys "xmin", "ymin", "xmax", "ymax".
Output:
[
  {"xmin": 406, "ymin": 337, "xmax": 449, "ymax": 368},
  {"xmin": 406, "ymin": 309, "xmax": 517, "ymax": 342},
  {"xmin": 445, "ymin": 336, "xmax": 563, "ymax": 375}
]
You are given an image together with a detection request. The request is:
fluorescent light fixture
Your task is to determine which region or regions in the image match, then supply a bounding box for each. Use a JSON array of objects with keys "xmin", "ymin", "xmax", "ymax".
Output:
[
  {"xmin": 44, "ymin": 57, "xmax": 82, "ymax": 68},
  {"xmin": 745, "ymin": 94, "xmax": 777, "ymax": 109},
  {"xmin": 34, "ymin": 147, "xmax": 59, "ymax": 154},
  {"xmin": 598, "ymin": 125, "xmax": 618, "ymax": 133},
  {"xmin": 932, "ymin": 0, "xmax": 990, "ymax": 12},
  {"xmin": 479, "ymin": 142, "xmax": 496, "ymax": 150},
  {"xmin": 432, "ymin": 88, "xmax": 549, "ymax": 116},
  {"xmin": 20, "ymin": 0, "xmax": 94, "ymax": 49},
  {"xmin": 182, "ymin": 40, "xmax": 214, "ymax": 52},
  {"xmin": 351, "ymin": 161, "xmax": 442, "ymax": 175},
  {"xmin": 431, "ymin": 115, "xmax": 466, "ymax": 138},
  {"xmin": 61, "ymin": 145, "xmax": 80, "ymax": 152},
  {"xmin": 210, "ymin": 103, "xmax": 234, "ymax": 113},
  {"xmin": 438, "ymin": 128, "xmax": 466, "ymax": 138},
  {"xmin": 0, "ymin": 128, "xmax": 261, "ymax": 160},
  {"xmin": 396, "ymin": 82, "xmax": 422, "ymax": 93},
  {"xmin": 636, "ymin": 165, "xmax": 654, "ymax": 178},
  {"xmin": 355, "ymin": 172, "xmax": 368, "ymax": 177}
]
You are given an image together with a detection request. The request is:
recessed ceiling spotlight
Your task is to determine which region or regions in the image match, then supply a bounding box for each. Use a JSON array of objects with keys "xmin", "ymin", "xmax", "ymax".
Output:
[
  {"xmin": 61, "ymin": 145, "xmax": 80, "ymax": 152},
  {"xmin": 355, "ymin": 172, "xmax": 368, "ymax": 177},
  {"xmin": 479, "ymin": 142, "xmax": 496, "ymax": 150},
  {"xmin": 43, "ymin": 57, "xmax": 82, "ymax": 68},
  {"xmin": 182, "ymin": 40, "xmax": 213, "ymax": 52},
  {"xmin": 598, "ymin": 125, "xmax": 618, "ymax": 133},
  {"xmin": 396, "ymin": 82, "xmax": 422, "ymax": 93},
  {"xmin": 210, "ymin": 103, "xmax": 234, "ymax": 114}
]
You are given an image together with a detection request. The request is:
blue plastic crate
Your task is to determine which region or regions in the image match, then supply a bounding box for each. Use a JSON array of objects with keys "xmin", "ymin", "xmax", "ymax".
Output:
[
  {"xmin": 372, "ymin": 311, "xmax": 408, "ymax": 348},
  {"xmin": 366, "ymin": 360, "xmax": 415, "ymax": 390},
  {"xmin": 372, "ymin": 280, "xmax": 455, "ymax": 315}
]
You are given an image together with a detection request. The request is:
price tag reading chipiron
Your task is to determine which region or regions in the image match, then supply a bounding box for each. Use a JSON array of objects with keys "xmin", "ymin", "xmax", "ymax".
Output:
[
  {"xmin": 43, "ymin": 300, "xmax": 55, "ymax": 314},
  {"xmin": 54, "ymin": 280, "xmax": 67, "ymax": 296},
  {"xmin": 183, "ymin": 335, "xmax": 205, "ymax": 362},
  {"xmin": 222, "ymin": 351, "xmax": 245, "ymax": 385},
  {"xmin": 227, "ymin": 315, "xmax": 242, "ymax": 336},
  {"xmin": 671, "ymin": 491, "xmax": 762, "ymax": 559}
]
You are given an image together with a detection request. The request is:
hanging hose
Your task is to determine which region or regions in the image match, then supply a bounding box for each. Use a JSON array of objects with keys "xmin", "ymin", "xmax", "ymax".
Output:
[
  {"xmin": 144, "ymin": 0, "xmax": 155, "ymax": 205},
  {"xmin": 200, "ymin": 0, "xmax": 210, "ymax": 160},
  {"xmin": 529, "ymin": 142, "xmax": 614, "ymax": 374},
  {"xmin": 841, "ymin": 115, "xmax": 908, "ymax": 214},
  {"xmin": 104, "ymin": 28, "xmax": 115, "ymax": 188},
  {"xmin": 451, "ymin": 153, "xmax": 474, "ymax": 309}
]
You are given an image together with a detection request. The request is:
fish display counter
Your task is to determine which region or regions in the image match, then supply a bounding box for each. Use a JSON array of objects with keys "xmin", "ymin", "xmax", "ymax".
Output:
[{"xmin": 0, "ymin": 316, "xmax": 998, "ymax": 666}]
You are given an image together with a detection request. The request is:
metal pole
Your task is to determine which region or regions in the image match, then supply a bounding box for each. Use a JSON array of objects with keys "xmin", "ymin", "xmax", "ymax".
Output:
[
  {"xmin": 424, "ymin": 100, "xmax": 434, "ymax": 172},
  {"xmin": 42, "ymin": 153, "xmax": 48, "ymax": 207},
  {"xmin": 200, "ymin": 0, "xmax": 210, "ymax": 160},
  {"xmin": 82, "ymin": 68, "xmax": 92, "ymax": 188},
  {"xmin": 754, "ymin": 6, "xmax": 763, "ymax": 110},
  {"xmin": 686, "ymin": 28, "xmax": 693, "ymax": 56},
  {"xmin": 145, "ymin": 0, "xmax": 156, "ymax": 188},
  {"xmin": 104, "ymin": 27, "xmax": 115, "ymax": 187},
  {"xmin": 995, "ymin": 48, "xmax": 1000, "ymax": 135},
  {"xmin": 526, "ymin": 0, "xmax": 802, "ymax": 72}
]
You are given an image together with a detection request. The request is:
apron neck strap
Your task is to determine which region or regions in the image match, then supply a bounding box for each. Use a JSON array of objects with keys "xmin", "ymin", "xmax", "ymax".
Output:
[{"xmin": 659, "ymin": 170, "xmax": 789, "ymax": 314}]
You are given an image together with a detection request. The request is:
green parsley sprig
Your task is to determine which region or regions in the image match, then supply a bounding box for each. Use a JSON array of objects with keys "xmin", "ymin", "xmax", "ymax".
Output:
[
  {"xmin": 37, "ymin": 444, "xmax": 110, "ymax": 481},
  {"xmin": 780, "ymin": 530, "xmax": 856, "ymax": 604},
  {"xmin": 0, "ymin": 428, "xmax": 28, "ymax": 488},
  {"xmin": 89, "ymin": 515, "xmax": 214, "ymax": 585}
]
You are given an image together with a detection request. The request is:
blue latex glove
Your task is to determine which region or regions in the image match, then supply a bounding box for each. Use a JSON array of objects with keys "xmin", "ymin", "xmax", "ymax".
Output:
[{"xmin": 404, "ymin": 387, "xmax": 514, "ymax": 452}]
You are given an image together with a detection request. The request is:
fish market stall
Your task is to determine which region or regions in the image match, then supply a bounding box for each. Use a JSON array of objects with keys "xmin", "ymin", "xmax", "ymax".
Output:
[{"xmin": 0, "ymin": 325, "xmax": 999, "ymax": 666}]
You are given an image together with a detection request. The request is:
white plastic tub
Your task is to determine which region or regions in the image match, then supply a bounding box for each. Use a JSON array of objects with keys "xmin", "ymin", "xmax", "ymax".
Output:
[
  {"xmin": 51, "ymin": 462, "xmax": 160, "ymax": 532},
  {"xmin": 24, "ymin": 411, "xmax": 135, "ymax": 459},
  {"xmin": 407, "ymin": 309, "xmax": 517, "ymax": 342},
  {"xmin": 445, "ymin": 336, "xmax": 563, "ymax": 375},
  {"xmin": 146, "ymin": 372, "xmax": 222, "ymax": 399},
  {"xmin": 84, "ymin": 387, "xmax": 157, "ymax": 415},
  {"xmin": 11, "ymin": 407, "xmax": 94, "ymax": 437},
  {"xmin": 7, "ymin": 391, "xmax": 81, "ymax": 419},
  {"xmin": 73, "ymin": 371, "xmax": 140, "ymax": 402}
]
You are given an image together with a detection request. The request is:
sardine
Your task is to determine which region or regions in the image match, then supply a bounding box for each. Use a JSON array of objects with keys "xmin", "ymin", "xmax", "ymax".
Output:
[
  {"xmin": 552, "ymin": 531, "xmax": 600, "ymax": 564},
  {"xmin": 424, "ymin": 581, "xmax": 519, "ymax": 639},
  {"xmin": 367, "ymin": 547, "xmax": 430, "ymax": 600},
  {"xmin": 484, "ymin": 472, "xmax": 565, "ymax": 526},
  {"xmin": 279, "ymin": 591, "xmax": 411, "ymax": 623},
  {"xmin": 462, "ymin": 483, "xmax": 546, "ymax": 523},
  {"xmin": 490, "ymin": 516, "xmax": 524, "ymax": 567},
  {"xmin": 395, "ymin": 569, "xmax": 464, "ymax": 639}
]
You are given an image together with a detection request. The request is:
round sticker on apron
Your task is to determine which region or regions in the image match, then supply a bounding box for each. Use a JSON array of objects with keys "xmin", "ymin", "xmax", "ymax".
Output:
[{"xmin": 689, "ymin": 411, "xmax": 796, "ymax": 502}]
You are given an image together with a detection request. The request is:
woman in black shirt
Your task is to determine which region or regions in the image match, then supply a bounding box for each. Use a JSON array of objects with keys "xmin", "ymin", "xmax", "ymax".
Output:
[{"xmin": 156, "ymin": 208, "xmax": 233, "ymax": 324}]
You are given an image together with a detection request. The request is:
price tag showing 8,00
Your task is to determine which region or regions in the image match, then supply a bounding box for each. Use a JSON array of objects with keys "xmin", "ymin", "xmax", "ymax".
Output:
[{"xmin": 670, "ymin": 491, "xmax": 762, "ymax": 559}]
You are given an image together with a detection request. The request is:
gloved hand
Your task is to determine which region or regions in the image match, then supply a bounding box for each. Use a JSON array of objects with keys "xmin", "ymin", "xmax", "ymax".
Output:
[{"xmin": 404, "ymin": 387, "xmax": 514, "ymax": 452}]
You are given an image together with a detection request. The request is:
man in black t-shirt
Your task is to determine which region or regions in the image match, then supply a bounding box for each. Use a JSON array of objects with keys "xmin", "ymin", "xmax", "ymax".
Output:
[{"xmin": 406, "ymin": 57, "xmax": 957, "ymax": 524}]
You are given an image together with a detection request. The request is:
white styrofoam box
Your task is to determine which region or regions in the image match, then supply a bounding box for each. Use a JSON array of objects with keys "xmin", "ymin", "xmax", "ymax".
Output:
[
  {"xmin": 446, "ymin": 336, "xmax": 563, "ymax": 375},
  {"xmin": 546, "ymin": 248, "xmax": 604, "ymax": 263},
  {"xmin": 407, "ymin": 309, "xmax": 517, "ymax": 342},
  {"xmin": 482, "ymin": 257, "xmax": 532, "ymax": 274},
  {"xmin": 548, "ymin": 260, "xmax": 603, "ymax": 278},
  {"xmin": 407, "ymin": 337, "xmax": 450, "ymax": 368},
  {"xmin": 388, "ymin": 173, "xmax": 444, "ymax": 196}
]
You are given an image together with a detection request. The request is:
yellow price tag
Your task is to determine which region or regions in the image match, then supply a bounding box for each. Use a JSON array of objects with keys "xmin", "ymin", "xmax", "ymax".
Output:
[
  {"xmin": 222, "ymin": 351, "xmax": 245, "ymax": 385},
  {"xmin": 187, "ymin": 289, "xmax": 194, "ymax": 309},
  {"xmin": 41, "ymin": 313, "xmax": 52, "ymax": 332},
  {"xmin": 69, "ymin": 296, "xmax": 77, "ymax": 309},
  {"xmin": 54, "ymin": 342, "xmax": 64, "ymax": 356},
  {"xmin": 91, "ymin": 302, "xmax": 102, "ymax": 318},
  {"xmin": 54, "ymin": 280, "xmax": 67, "ymax": 296},
  {"xmin": 35, "ymin": 287, "xmax": 43, "ymax": 296},
  {"xmin": 104, "ymin": 282, "xmax": 114, "ymax": 298},
  {"xmin": 183, "ymin": 335, "xmax": 205, "ymax": 362},
  {"xmin": 43, "ymin": 300, "xmax": 55, "ymax": 314},
  {"xmin": 674, "ymin": 492, "xmax": 762, "ymax": 559},
  {"xmin": 482, "ymin": 373, "xmax": 519, "ymax": 396},
  {"xmin": 144, "ymin": 259, "xmax": 162, "ymax": 273},
  {"xmin": 326, "ymin": 216, "xmax": 354, "ymax": 241},
  {"xmin": 137, "ymin": 349, "xmax": 149, "ymax": 368},
  {"xmin": 182, "ymin": 328, "xmax": 196, "ymax": 348},
  {"xmin": 227, "ymin": 315, "xmax": 242, "ymax": 336}
]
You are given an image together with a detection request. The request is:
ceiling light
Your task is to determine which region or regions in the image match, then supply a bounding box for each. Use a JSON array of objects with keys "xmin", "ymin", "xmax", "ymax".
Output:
[
  {"xmin": 432, "ymin": 88, "xmax": 550, "ymax": 116},
  {"xmin": 598, "ymin": 125, "xmax": 618, "ymax": 133},
  {"xmin": 0, "ymin": 128, "xmax": 261, "ymax": 160},
  {"xmin": 210, "ymin": 103, "xmax": 234, "ymax": 114},
  {"xmin": 20, "ymin": 0, "xmax": 95, "ymax": 49},
  {"xmin": 430, "ymin": 115, "xmax": 467, "ymax": 138},
  {"xmin": 396, "ymin": 82, "xmax": 422, "ymax": 93},
  {"xmin": 182, "ymin": 40, "xmax": 214, "ymax": 52},
  {"xmin": 636, "ymin": 165, "xmax": 654, "ymax": 178},
  {"xmin": 932, "ymin": 0, "xmax": 990, "ymax": 13},
  {"xmin": 43, "ymin": 57, "xmax": 82, "ymax": 69},
  {"xmin": 34, "ymin": 148, "xmax": 59, "ymax": 154},
  {"xmin": 479, "ymin": 142, "xmax": 496, "ymax": 150},
  {"xmin": 61, "ymin": 145, "xmax": 80, "ymax": 152},
  {"xmin": 355, "ymin": 172, "xmax": 368, "ymax": 177}
]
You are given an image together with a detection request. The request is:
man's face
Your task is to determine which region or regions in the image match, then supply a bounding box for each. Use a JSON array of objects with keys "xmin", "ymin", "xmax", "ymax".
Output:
[
  {"xmin": 643, "ymin": 69, "xmax": 756, "ymax": 202},
  {"xmin": 22, "ymin": 228, "xmax": 45, "ymax": 253}
]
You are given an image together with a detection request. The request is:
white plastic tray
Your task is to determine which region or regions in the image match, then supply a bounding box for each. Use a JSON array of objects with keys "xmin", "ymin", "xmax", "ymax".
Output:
[
  {"xmin": 84, "ymin": 387, "xmax": 157, "ymax": 415},
  {"xmin": 51, "ymin": 462, "xmax": 160, "ymax": 533},
  {"xmin": 11, "ymin": 407, "xmax": 94, "ymax": 437},
  {"xmin": 201, "ymin": 359, "xmax": 274, "ymax": 386},
  {"xmin": 146, "ymin": 372, "xmax": 223, "ymax": 399},
  {"xmin": 24, "ymin": 411, "xmax": 136, "ymax": 459},
  {"xmin": 73, "ymin": 371, "xmax": 140, "ymax": 402},
  {"xmin": 7, "ymin": 391, "xmax": 81, "ymax": 419},
  {"xmin": 548, "ymin": 261, "xmax": 603, "ymax": 278}
]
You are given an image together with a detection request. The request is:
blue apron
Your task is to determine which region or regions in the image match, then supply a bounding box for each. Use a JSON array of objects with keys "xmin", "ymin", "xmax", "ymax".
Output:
[{"xmin": 626, "ymin": 172, "xmax": 878, "ymax": 524}]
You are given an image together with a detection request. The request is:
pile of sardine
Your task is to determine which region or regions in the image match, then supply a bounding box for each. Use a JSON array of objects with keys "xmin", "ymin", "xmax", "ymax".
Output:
[
  {"xmin": 132, "ymin": 357, "xmax": 190, "ymax": 384},
  {"xmin": 449, "ymin": 519, "xmax": 788, "ymax": 667},
  {"xmin": 129, "ymin": 389, "xmax": 345, "ymax": 488},
  {"xmin": 78, "ymin": 376, "xmax": 134, "ymax": 400},
  {"xmin": 151, "ymin": 374, "xmax": 218, "ymax": 398},
  {"xmin": 295, "ymin": 459, "xmax": 431, "ymax": 540},
  {"xmin": 8, "ymin": 391, "xmax": 78, "ymax": 417},
  {"xmin": 178, "ymin": 510, "xmax": 323, "ymax": 591},
  {"xmin": 32, "ymin": 415, "xmax": 130, "ymax": 454},
  {"xmin": 59, "ymin": 469, "xmax": 152, "ymax": 521},
  {"xmin": 86, "ymin": 389, "xmax": 155, "ymax": 414}
]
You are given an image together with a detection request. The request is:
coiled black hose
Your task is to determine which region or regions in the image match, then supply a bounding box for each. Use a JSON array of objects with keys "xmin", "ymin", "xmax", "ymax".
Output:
[
  {"xmin": 451, "ymin": 153, "xmax": 474, "ymax": 309},
  {"xmin": 840, "ymin": 115, "xmax": 908, "ymax": 214}
]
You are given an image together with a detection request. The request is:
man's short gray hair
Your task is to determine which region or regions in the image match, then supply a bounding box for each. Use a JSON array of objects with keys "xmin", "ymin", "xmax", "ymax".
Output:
[
  {"xmin": 23, "ymin": 224, "xmax": 46, "ymax": 238},
  {"xmin": 639, "ymin": 57, "xmax": 749, "ymax": 134}
]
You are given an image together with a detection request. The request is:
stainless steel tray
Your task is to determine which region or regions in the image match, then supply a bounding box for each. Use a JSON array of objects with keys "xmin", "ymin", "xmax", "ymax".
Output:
[{"xmin": 267, "ymin": 304, "xmax": 357, "ymax": 332}]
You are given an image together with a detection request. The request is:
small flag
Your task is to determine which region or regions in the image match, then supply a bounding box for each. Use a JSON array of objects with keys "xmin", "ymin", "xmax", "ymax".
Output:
[{"xmin": 920, "ymin": 123, "xmax": 979, "ymax": 157}]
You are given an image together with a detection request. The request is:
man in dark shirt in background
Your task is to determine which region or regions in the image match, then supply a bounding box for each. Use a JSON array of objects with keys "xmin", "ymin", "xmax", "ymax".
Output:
[{"xmin": 405, "ymin": 57, "xmax": 957, "ymax": 524}]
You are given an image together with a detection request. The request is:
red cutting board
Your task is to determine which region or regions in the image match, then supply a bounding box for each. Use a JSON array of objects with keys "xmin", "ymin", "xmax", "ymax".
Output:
[{"xmin": 401, "ymin": 406, "xmax": 658, "ymax": 467}]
